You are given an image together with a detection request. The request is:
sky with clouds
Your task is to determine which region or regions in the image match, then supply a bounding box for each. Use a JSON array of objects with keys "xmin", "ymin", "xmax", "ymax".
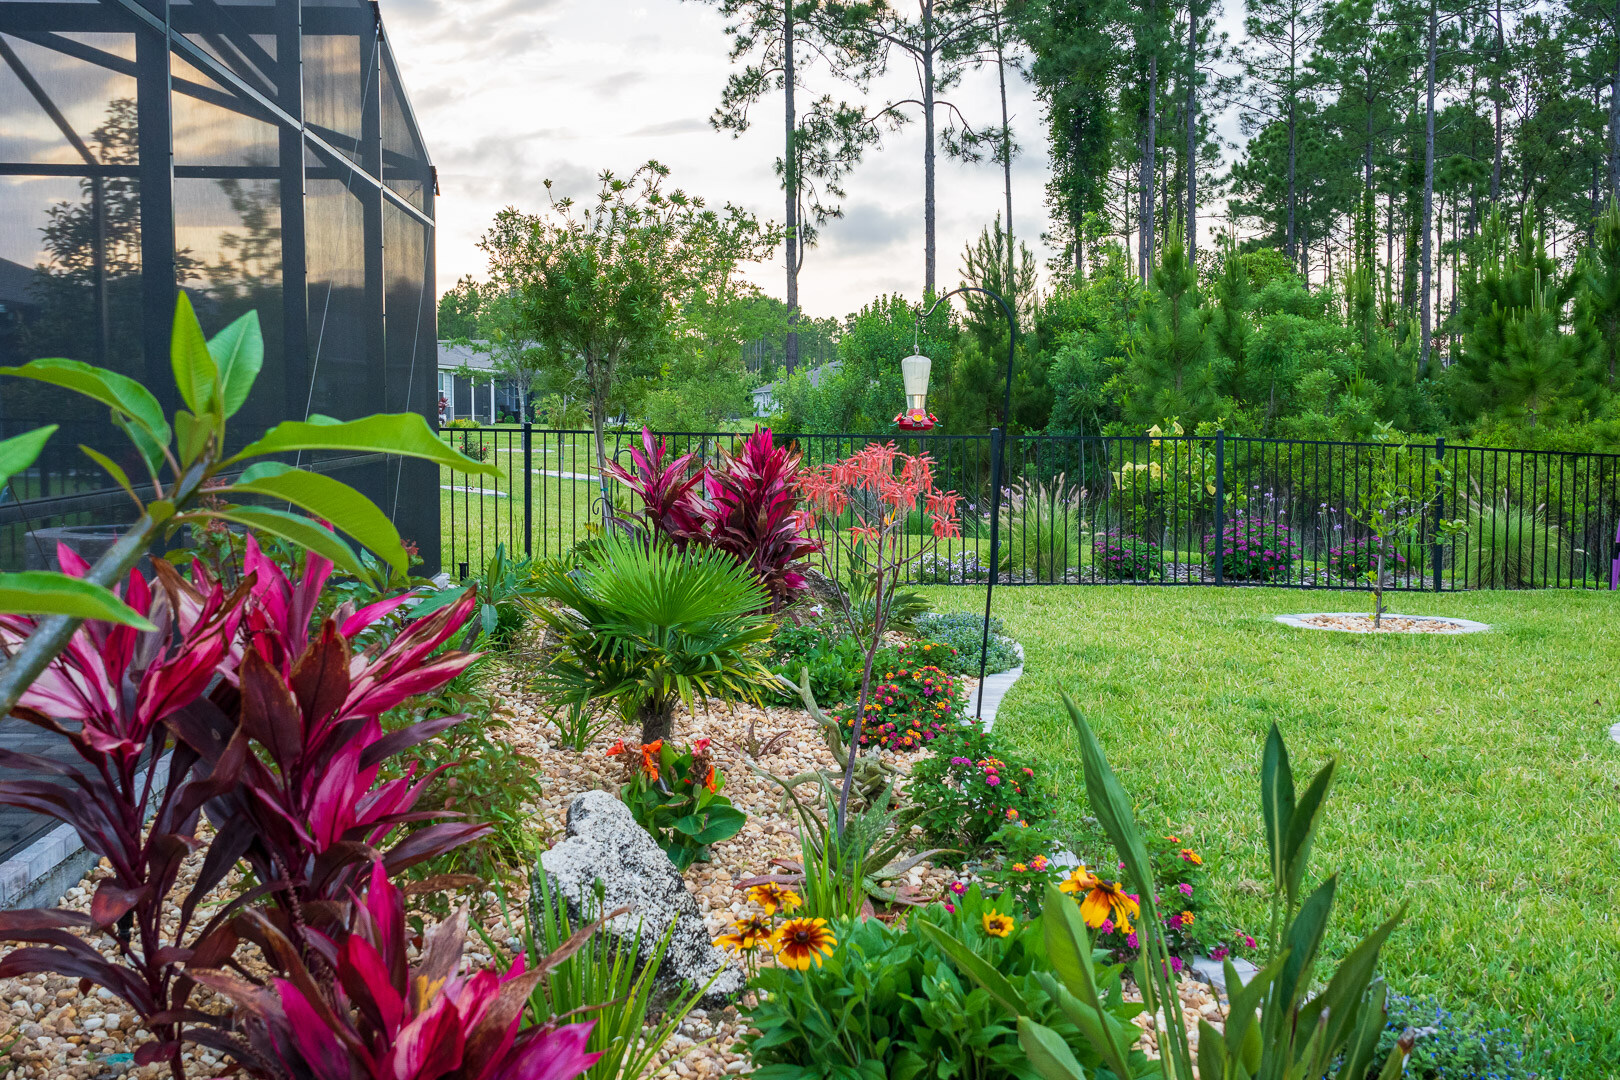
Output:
[{"xmin": 383, "ymin": 0, "xmax": 1066, "ymax": 322}]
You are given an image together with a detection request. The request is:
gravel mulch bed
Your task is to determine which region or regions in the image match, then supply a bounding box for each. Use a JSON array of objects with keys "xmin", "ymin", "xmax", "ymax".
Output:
[
  {"xmin": 0, "ymin": 646, "xmax": 1215, "ymax": 1079},
  {"xmin": 1294, "ymin": 613, "xmax": 1468, "ymax": 633}
]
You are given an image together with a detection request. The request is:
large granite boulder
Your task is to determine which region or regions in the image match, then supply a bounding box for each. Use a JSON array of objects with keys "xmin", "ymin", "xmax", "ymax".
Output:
[{"xmin": 538, "ymin": 789, "xmax": 744, "ymax": 1007}]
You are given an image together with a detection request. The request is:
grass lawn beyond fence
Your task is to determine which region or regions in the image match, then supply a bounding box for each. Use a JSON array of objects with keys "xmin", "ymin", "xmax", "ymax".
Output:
[{"xmin": 913, "ymin": 585, "xmax": 1620, "ymax": 1078}]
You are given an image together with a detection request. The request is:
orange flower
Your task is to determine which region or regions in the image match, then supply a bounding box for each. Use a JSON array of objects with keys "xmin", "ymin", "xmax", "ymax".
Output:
[
  {"xmin": 1058, "ymin": 865, "xmax": 1099, "ymax": 895},
  {"xmin": 746, "ymin": 882, "xmax": 803, "ymax": 916},
  {"xmin": 1178, "ymin": 911, "xmax": 1195, "ymax": 927},
  {"xmin": 1179, "ymin": 848, "xmax": 1202, "ymax": 866},
  {"xmin": 606, "ymin": 739, "xmax": 626, "ymax": 756},
  {"xmin": 639, "ymin": 740, "xmax": 663, "ymax": 781},
  {"xmin": 772, "ymin": 918, "xmax": 836, "ymax": 970},
  {"xmin": 1079, "ymin": 880, "xmax": 1140, "ymax": 934},
  {"xmin": 982, "ymin": 911, "xmax": 1015, "ymax": 938},
  {"xmin": 703, "ymin": 765, "xmax": 718, "ymax": 793},
  {"xmin": 716, "ymin": 915, "xmax": 774, "ymax": 954}
]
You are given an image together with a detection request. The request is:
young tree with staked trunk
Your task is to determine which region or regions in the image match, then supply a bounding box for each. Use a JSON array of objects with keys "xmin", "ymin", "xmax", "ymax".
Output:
[
  {"xmin": 479, "ymin": 163, "xmax": 729, "ymax": 526},
  {"xmin": 687, "ymin": 0, "xmax": 883, "ymax": 376}
]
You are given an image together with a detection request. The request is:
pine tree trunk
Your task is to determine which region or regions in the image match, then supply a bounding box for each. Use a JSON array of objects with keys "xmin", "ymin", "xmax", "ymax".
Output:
[
  {"xmin": 923, "ymin": 0, "xmax": 938, "ymax": 295},
  {"xmin": 1286, "ymin": 103, "xmax": 1298, "ymax": 270},
  {"xmin": 1491, "ymin": 0, "xmax": 1503, "ymax": 205},
  {"xmin": 1185, "ymin": 0, "xmax": 1197, "ymax": 256},
  {"xmin": 996, "ymin": 5, "xmax": 1014, "ymax": 285},
  {"xmin": 784, "ymin": 2, "xmax": 800, "ymax": 376},
  {"xmin": 1420, "ymin": 0, "xmax": 1436, "ymax": 377},
  {"xmin": 1141, "ymin": 51, "xmax": 1158, "ymax": 282},
  {"xmin": 1610, "ymin": 0, "xmax": 1620, "ymax": 200}
]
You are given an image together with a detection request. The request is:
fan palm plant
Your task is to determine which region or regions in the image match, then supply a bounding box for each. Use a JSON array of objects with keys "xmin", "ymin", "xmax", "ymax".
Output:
[{"xmin": 524, "ymin": 534, "xmax": 777, "ymax": 742}]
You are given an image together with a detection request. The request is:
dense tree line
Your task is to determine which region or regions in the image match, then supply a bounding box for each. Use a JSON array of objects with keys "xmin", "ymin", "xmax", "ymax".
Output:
[{"xmin": 446, "ymin": 0, "xmax": 1620, "ymax": 449}]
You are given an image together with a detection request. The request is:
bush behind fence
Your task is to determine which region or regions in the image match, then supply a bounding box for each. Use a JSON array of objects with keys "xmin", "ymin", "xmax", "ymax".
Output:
[{"xmin": 443, "ymin": 426, "xmax": 1620, "ymax": 592}]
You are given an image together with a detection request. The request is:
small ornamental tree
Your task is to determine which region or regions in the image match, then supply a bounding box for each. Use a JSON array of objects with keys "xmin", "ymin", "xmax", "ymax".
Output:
[
  {"xmin": 796, "ymin": 443, "xmax": 960, "ymax": 832},
  {"xmin": 1347, "ymin": 445, "xmax": 1465, "ymax": 627}
]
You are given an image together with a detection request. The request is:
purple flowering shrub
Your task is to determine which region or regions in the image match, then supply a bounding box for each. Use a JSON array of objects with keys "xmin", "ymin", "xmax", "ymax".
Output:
[
  {"xmin": 905, "ymin": 721, "xmax": 1053, "ymax": 858},
  {"xmin": 1206, "ymin": 514, "xmax": 1297, "ymax": 581},
  {"xmin": 1095, "ymin": 532, "xmax": 1163, "ymax": 579}
]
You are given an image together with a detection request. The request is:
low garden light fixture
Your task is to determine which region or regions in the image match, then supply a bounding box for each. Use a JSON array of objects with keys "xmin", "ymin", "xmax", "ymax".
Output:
[{"xmin": 895, "ymin": 352, "xmax": 937, "ymax": 431}]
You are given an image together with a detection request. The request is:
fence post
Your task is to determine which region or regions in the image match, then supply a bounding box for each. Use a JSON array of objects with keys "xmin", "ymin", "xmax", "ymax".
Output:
[
  {"xmin": 1433, "ymin": 436, "xmax": 1445, "ymax": 592},
  {"xmin": 1212, "ymin": 431, "xmax": 1225, "ymax": 586},
  {"xmin": 522, "ymin": 421, "xmax": 533, "ymax": 559}
]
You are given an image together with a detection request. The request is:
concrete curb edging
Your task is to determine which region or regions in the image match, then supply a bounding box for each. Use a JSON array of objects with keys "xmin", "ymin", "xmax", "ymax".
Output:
[
  {"xmin": 0, "ymin": 752, "xmax": 172, "ymax": 911},
  {"xmin": 1274, "ymin": 612, "xmax": 1490, "ymax": 634},
  {"xmin": 966, "ymin": 641, "xmax": 1024, "ymax": 729}
]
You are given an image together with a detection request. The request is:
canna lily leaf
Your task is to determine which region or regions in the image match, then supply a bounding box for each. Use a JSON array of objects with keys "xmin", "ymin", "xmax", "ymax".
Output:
[
  {"xmin": 0, "ymin": 571, "xmax": 156, "ymax": 629},
  {"xmin": 913, "ymin": 918, "xmax": 1030, "ymax": 1018},
  {"xmin": 231, "ymin": 413, "xmax": 500, "ymax": 476},
  {"xmin": 0, "ymin": 426, "xmax": 56, "ymax": 490},
  {"xmin": 1018, "ymin": 1017, "xmax": 1087, "ymax": 1080},
  {"xmin": 227, "ymin": 462, "xmax": 407, "ymax": 576}
]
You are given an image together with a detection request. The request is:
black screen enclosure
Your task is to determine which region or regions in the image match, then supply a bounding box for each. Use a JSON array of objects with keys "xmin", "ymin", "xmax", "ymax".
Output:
[{"xmin": 0, "ymin": 0, "xmax": 441, "ymax": 573}]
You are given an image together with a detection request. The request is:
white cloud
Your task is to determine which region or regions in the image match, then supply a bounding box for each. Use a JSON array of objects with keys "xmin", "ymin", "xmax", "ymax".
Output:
[{"xmin": 383, "ymin": 0, "xmax": 1065, "ymax": 318}]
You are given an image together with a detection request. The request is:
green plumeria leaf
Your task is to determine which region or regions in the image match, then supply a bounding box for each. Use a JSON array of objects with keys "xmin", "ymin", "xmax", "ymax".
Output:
[
  {"xmin": 78, "ymin": 444, "xmax": 139, "ymax": 506},
  {"xmin": 208, "ymin": 309, "xmax": 263, "ymax": 419},
  {"xmin": 231, "ymin": 413, "xmax": 499, "ymax": 476},
  {"xmin": 0, "ymin": 359, "xmax": 170, "ymax": 448},
  {"xmin": 171, "ymin": 291, "xmax": 218, "ymax": 416},
  {"xmin": 0, "ymin": 571, "xmax": 156, "ymax": 629},
  {"xmin": 0, "ymin": 426, "xmax": 56, "ymax": 490},
  {"xmin": 227, "ymin": 462, "xmax": 407, "ymax": 575}
]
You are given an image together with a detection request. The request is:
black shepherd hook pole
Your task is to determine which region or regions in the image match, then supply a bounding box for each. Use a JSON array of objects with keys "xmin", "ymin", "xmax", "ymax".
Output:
[{"xmin": 915, "ymin": 286, "xmax": 1017, "ymax": 722}]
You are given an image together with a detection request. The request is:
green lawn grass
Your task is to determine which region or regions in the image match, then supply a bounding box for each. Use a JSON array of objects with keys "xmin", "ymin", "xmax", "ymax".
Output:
[{"xmin": 915, "ymin": 585, "xmax": 1620, "ymax": 1078}]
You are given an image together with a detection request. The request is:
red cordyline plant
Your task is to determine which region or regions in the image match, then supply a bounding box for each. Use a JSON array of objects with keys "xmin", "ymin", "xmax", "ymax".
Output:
[
  {"xmin": 605, "ymin": 426, "xmax": 820, "ymax": 609},
  {"xmin": 601, "ymin": 428, "xmax": 709, "ymax": 549},
  {"xmin": 0, "ymin": 538, "xmax": 492, "ymax": 1077},
  {"xmin": 705, "ymin": 428, "xmax": 822, "ymax": 611},
  {"xmin": 193, "ymin": 861, "xmax": 600, "ymax": 1080},
  {"xmin": 795, "ymin": 443, "xmax": 960, "ymax": 831},
  {"xmin": 0, "ymin": 545, "xmax": 252, "ymax": 1075}
]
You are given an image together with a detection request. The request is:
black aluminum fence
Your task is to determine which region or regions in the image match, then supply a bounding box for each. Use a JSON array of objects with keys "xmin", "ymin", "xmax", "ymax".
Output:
[{"xmin": 437, "ymin": 426, "xmax": 1620, "ymax": 592}]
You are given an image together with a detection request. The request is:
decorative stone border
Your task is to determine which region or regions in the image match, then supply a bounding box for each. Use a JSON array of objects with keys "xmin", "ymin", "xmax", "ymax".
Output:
[
  {"xmin": 0, "ymin": 753, "xmax": 170, "ymax": 911},
  {"xmin": 966, "ymin": 641, "xmax": 1025, "ymax": 730},
  {"xmin": 1274, "ymin": 612, "xmax": 1490, "ymax": 635}
]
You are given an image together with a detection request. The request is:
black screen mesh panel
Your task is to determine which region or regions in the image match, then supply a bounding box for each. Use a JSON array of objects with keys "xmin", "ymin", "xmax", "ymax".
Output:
[{"xmin": 0, "ymin": 0, "xmax": 439, "ymax": 573}]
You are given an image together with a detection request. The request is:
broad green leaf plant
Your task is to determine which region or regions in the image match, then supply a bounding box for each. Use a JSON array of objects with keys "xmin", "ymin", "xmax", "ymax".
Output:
[
  {"xmin": 0, "ymin": 294, "xmax": 497, "ymax": 717},
  {"xmin": 929, "ymin": 694, "xmax": 1420, "ymax": 1080}
]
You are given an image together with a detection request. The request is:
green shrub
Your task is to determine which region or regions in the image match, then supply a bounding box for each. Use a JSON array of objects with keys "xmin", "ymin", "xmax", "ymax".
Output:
[
  {"xmin": 912, "ymin": 611, "xmax": 1021, "ymax": 675},
  {"xmin": 764, "ymin": 622, "xmax": 866, "ymax": 705},
  {"xmin": 737, "ymin": 887, "xmax": 1149, "ymax": 1080},
  {"xmin": 524, "ymin": 535, "xmax": 777, "ymax": 743},
  {"xmin": 610, "ymin": 737, "xmax": 745, "ymax": 870},
  {"xmin": 906, "ymin": 721, "xmax": 1054, "ymax": 859}
]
